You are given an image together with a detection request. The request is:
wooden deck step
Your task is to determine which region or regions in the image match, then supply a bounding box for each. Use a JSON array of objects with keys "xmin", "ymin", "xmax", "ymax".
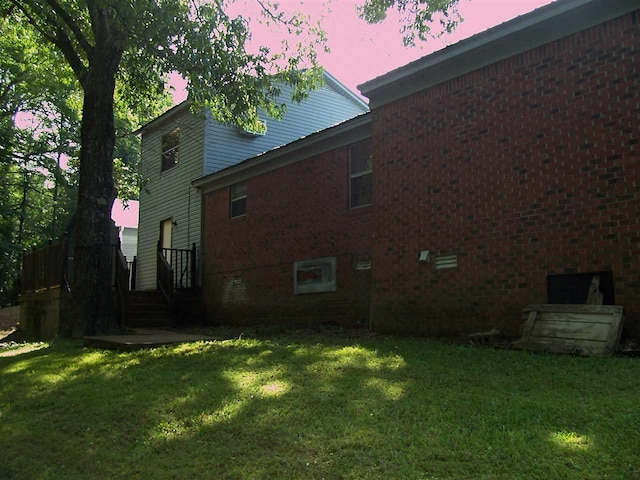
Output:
[{"xmin": 127, "ymin": 291, "xmax": 170, "ymax": 328}]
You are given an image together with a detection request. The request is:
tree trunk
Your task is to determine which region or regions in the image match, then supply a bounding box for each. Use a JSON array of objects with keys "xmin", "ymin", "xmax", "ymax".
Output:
[{"xmin": 70, "ymin": 53, "xmax": 120, "ymax": 336}]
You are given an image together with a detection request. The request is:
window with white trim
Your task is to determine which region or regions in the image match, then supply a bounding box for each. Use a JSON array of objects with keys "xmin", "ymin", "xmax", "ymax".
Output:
[
  {"xmin": 294, "ymin": 257, "xmax": 336, "ymax": 294},
  {"xmin": 349, "ymin": 140, "xmax": 372, "ymax": 208},
  {"xmin": 230, "ymin": 183, "xmax": 247, "ymax": 218},
  {"xmin": 161, "ymin": 128, "xmax": 180, "ymax": 171}
]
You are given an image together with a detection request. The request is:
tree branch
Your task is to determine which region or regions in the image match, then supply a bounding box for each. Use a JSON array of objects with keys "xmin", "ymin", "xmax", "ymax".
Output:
[
  {"xmin": 43, "ymin": 0, "xmax": 93, "ymax": 57},
  {"xmin": 255, "ymin": 0, "xmax": 298, "ymax": 28},
  {"xmin": 8, "ymin": 0, "xmax": 88, "ymax": 84},
  {"xmin": 0, "ymin": 76, "xmax": 23, "ymax": 105}
]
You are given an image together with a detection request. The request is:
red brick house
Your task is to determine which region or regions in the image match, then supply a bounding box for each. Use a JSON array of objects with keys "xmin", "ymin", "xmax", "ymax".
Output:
[
  {"xmin": 194, "ymin": 0, "xmax": 640, "ymax": 337},
  {"xmin": 194, "ymin": 114, "xmax": 374, "ymax": 327}
]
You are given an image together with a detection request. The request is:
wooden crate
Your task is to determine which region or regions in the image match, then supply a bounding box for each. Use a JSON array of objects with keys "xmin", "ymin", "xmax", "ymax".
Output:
[{"xmin": 518, "ymin": 304, "xmax": 624, "ymax": 356}]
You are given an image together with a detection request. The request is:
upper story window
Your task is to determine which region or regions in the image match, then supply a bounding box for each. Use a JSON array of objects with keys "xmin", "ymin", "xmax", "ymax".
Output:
[
  {"xmin": 349, "ymin": 140, "xmax": 372, "ymax": 208},
  {"xmin": 230, "ymin": 183, "xmax": 247, "ymax": 218},
  {"xmin": 161, "ymin": 128, "xmax": 180, "ymax": 171}
]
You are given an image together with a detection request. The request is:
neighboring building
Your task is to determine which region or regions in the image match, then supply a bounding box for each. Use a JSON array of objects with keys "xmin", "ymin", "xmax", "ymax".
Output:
[
  {"xmin": 111, "ymin": 199, "xmax": 139, "ymax": 262},
  {"xmin": 135, "ymin": 71, "xmax": 369, "ymax": 291},
  {"xmin": 194, "ymin": 0, "xmax": 640, "ymax": 337}
]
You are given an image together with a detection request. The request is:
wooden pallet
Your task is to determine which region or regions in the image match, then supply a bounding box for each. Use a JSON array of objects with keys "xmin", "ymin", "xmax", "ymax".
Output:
[{"xmin": 517, "ymin": 304, "xmax": 624, "ymax": 356}]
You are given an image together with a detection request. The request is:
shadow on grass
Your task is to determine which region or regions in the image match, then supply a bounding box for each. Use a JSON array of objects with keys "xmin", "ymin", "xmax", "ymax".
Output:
[{"xmin": 1, "ymin": 336, "xmax": 639, "ymax": 479}]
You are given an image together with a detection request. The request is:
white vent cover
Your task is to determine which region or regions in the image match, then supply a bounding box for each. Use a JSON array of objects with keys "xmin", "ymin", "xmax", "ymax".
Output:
[
  {"xmin": 435, "ymin": 255, "xmax": 458, "ymax": 269},
  {"xmin": 237, "ymin": 120, "xmax": 267, "ymax": 137},
  {"xmin": 355, "ymin": 260, "xmax": 372, "ymax": 270}
]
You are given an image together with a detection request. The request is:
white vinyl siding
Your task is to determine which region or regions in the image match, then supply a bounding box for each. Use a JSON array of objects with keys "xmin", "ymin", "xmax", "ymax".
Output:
[
  {"xmin": 136, "ymin": 111, "xmax": 205, "ymax": 290},
  {"xmin": 120, "ymin": 227, "xmax": 138, "ymax": 261}
]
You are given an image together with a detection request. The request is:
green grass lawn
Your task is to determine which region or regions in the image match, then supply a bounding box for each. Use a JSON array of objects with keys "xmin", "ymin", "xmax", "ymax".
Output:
[{"xmin": 1, "ymin": 332, "xmax": 639, "ymax": 479}]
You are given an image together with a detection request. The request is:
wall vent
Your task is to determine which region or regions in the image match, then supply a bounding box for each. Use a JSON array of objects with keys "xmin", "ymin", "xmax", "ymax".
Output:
[
  {"xmin": 435, "ymin": 255, "xmax": 458, "ymax": 269},
  {"xmin": 237, "ymin": 120, "xmax": 267, "ymax": 137},
  {"xmin": 355, "ymin": 260, "xmax": 372, "ymax": 270}
]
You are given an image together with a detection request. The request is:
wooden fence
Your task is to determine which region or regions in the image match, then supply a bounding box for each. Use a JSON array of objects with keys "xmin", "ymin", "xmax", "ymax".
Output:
[{"xmin": 21, "ymin": 238, "xmax": 68, "ymax": 293}]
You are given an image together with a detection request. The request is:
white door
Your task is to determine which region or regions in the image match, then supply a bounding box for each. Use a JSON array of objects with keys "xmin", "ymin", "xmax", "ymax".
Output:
[{"xmin": 160, "ymin": 219, "xmax": 173, "ymax": 264}]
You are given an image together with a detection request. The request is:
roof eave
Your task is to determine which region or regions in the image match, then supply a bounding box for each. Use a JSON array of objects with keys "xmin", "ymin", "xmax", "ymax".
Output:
[
  {"xmin": 323, "ymin": 70, "xmax": 369, "ymax": 110},
  {"xmin": 359, "ymin": 0, "xmax": 639, "ymax": 108}
]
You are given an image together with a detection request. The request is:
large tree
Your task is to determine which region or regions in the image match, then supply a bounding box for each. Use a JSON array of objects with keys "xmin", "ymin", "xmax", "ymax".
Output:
[
  {"xmin": 0, "ymin": 18, "xmax": 79, "ymax": 306},
  {"xmin": 3, "ymin": 0, "xmax": 459, "ymax": 335},
  {"xmin": 3, "ymin": 0, "xmax": 328, "ymax": 335},
  {"xmin": 0, "ymin": 15, "xmax": 166, "ymax": 308}
]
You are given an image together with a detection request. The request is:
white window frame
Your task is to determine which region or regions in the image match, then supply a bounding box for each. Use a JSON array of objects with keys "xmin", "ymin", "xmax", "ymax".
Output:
[
  {"xmin": 294, "ymin": 257, "xmax": 337, "ymax": 295},
  {"xmin": 230, "ymin": 183, "xmax": 247, "ymax": 219},
  {"xmin": 161, "ymin": 128, "xmax": 180, "ymax": 172},
  {"xmin": 349, "ymin": 140, "xmax": 372, "ymax": 209}
]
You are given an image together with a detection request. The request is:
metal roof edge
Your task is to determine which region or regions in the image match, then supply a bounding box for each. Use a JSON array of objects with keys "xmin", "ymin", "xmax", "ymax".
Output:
[{"xmin": 192, "ymin": 113, "xmax": 372, "ymax": 193}]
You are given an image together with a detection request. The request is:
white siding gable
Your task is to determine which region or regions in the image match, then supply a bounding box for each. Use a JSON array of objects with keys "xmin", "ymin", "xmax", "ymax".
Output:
[
  {"xmin": 203, "ymin": 82, "xmax": 368, "ymax": 175},
  {"xmin": 137, "ymin": 110, "xmax": 205, "ymax": 290}
]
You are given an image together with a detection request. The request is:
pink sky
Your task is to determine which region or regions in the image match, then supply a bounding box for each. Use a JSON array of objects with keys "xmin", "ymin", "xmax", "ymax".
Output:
[
  {"xmin": 111, "ymin": 199, "xmax": 139, "ymax": 228},
  {"xmin": 172, "ymin": 0, "xmax": 555, "ymax": 103}
]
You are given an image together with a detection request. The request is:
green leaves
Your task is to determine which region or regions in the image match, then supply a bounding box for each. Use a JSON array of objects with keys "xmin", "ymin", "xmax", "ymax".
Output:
[{"xmin": 358, "ymin": 0, "xmax": 462, "ymax": 46}]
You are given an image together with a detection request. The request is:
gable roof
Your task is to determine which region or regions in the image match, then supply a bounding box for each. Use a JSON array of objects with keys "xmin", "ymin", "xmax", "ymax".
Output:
[
  {"xmin": 192, "ymin": 112, "xmax": 371, "ymax": 193},
  {"xmin": 135, "ymin": 70, "xmax": 367, "ymax": 136},
  {"xmin": 134, "ymin": 101, "xmax": 192, "ymax": 136},
  {"xmin": 359, "ymin": 0, "xmax": 639, "ymax": 108}
]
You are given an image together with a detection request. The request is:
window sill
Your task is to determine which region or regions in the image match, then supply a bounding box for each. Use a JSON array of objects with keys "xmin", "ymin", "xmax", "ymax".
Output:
[
  {"xmin": 348, "ymin": 204, "xmax": 372, "ymax": 216},
  {"xmin": 160, "ymin": 165, "xmax": 178, "ymax": 174}
]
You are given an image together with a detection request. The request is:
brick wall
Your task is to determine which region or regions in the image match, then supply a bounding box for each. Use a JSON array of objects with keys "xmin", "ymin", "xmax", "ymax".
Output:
[
  {"xmin": 371, "ymin": 12, "xmax": 640, "ymax": 336},
  {"xmin": 202, "ymin": 145, "xmax": 373, "ymax": 328}
]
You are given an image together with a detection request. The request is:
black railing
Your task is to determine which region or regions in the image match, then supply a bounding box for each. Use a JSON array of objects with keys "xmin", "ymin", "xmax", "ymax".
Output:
[
  {"xmin": 126, "ymin": 257, "xmax": 136, "ymax": 291},
  {"xmin": 158, "ymin": 242, "xmax": 197, "ymax": 291},
  {"xmin": 157, "ymin": 250, "xmax": 173, "ymax": 302},
  {"xmin": 114, "ymin": 247, "xmax": 130, "ymax": 326}
]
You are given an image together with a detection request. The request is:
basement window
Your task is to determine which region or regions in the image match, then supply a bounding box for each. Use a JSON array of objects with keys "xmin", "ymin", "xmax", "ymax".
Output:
[
  {"xmin": 349, "ymin": 140, "xmax": 372, "ymax": 208},
  {"xmin": 161, "ymin": 128, "xmax": 180, "ymax": 171},
  {"xmin": 547, "ymin": 271, "xmax": 614, "ymax": 305},
  {"xmin": 294, "ymin": 257, "xmax": 336, "ymax": 294},
  {"xmin": 230, "ymin": 183, "xmax": 247, "ymax": 218}
]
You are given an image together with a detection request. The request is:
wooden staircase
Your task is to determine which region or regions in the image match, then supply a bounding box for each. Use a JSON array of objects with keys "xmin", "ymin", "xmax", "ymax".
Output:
[
  {"xmin": 114, "ymin": 243, "xmax": 200, "ymax": 329},
  {"xmin": 127, "ymin": 291, "xmax": 170, "ymax": 328}
]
